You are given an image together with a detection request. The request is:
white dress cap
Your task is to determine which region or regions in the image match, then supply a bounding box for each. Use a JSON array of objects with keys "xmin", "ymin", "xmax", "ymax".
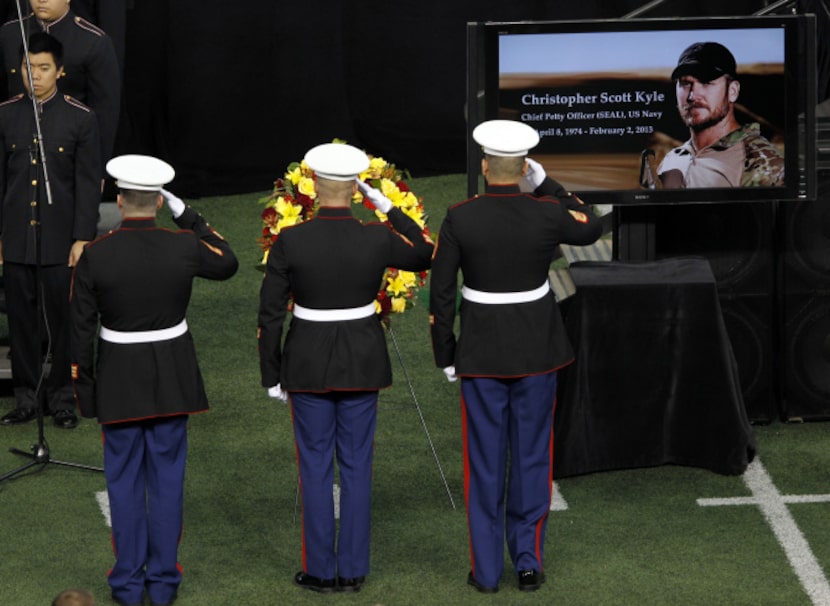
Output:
[
  {"xmin": 107, "ymin": 154, "xmax": 175, "ymax": 191},
  {"xmin": 304, "ymin": 143, "xmax": 370, "ymax": 181},
  {"xmin": 473, "ymin": 120, "xmax": 540, "ymax": 157}
]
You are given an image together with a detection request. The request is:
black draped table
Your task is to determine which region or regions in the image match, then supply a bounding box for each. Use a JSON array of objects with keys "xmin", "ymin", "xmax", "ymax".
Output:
[{"xmin": 553, "ymin": 257, "xmax": 756, "ymax": 478}]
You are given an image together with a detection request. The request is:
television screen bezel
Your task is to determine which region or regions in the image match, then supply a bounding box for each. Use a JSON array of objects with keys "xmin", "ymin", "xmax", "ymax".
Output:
[{"xmin": 466, "ymin": 14, "xmax": 817, "ymax": 205}]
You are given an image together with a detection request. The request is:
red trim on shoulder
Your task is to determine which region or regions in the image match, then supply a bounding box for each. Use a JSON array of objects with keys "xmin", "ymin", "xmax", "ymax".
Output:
[
  {"xmin": 85, "ymin": 229, "xmax": 118, "ymax": 248},
  {"xmin": 448, "ymin": 195, "xmax": 482, "ymax": 210},
  {"xmin": 0, "ymin": 93, "xmax": 24, "ymax": 108},
  {"xmin": 74, "ymin": 16, "xmax": 105, "ymax": 36},
  {"xmin": 64, "ymin": 95, "xmax": 92, "ymax": 112}
]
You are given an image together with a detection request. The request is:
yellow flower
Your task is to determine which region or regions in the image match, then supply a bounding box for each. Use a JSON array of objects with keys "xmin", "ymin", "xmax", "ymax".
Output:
[
  {"xmin": 298, "ymin": 176, "xmax": 316, "ymax": 198},
  {"xmin": 387, "ymin": 188, "xmax": 405, "ymax": 207},
  {"xmin": 400, "ymin": 191, "xmax": 418, "ymax": 209},
  {"xmin": 398, "ymin": 270, "xmax": 417, "ymax": 288},
  {"xmin": 277, "ymin": 216, "xmax": 300, "ymax": 231},
  {"xmin": 380, "ymin": 178, "xmax": 398, "ymax": 198},
  {"xmin": 391, "ymin": 297, "xmax": 407, "ymax": 313},
  {"xmin": 386, "ymin": 273, "xmax": 410, "ymax": 297},
  {"xmin": 286, "ymin": 166, "xmax": 302, "ymax": 186},
  {"xmin": 401, "ymin": 206, "xmax": 426, "ymax": 228},
  {"xmin": 275, "ymin": 196, "xmax": 298, "ymax": 217},
  {"xmin": 361, "ymin": 157, "xmax": 388, "ymax": 180}
]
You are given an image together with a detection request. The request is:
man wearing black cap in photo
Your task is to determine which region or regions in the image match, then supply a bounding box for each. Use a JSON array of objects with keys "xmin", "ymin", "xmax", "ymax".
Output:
[
  {"xmin": 658, "ymin": 41, "xmax": 784, "ymax": 188},
  {"xmin": 429, "ymin": 120, "xmax": 603, "ymax": 594},
  {"xmin": 257, "ymin": 142, "xmax": 434, "ymax": 594},
  {"xmin": 0, "ymin": 31, "xmax": 100, "ymax": 429},
  {"xmin": 69, "ymin": 154, "xmax": 238, "ymax": 606}
]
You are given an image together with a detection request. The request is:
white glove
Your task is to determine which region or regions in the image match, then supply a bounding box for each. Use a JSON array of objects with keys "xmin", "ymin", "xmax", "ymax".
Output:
[
  {"xmin": 267, "ymin": 384, "xmax": 288, "ymax": 403},
  {"xmin": 160, "ymin": 188, "xmax": 186, "ymax": 218},
  {"xmin": 356, "ymin": 180, "xmax": 393, "ymax": 214},
  {"xmin": 523, "ymin": 158, "xmax": 547, "ymax": 189},
  {"xmin": 442, "ymin": 366, "xmax": 457, "ymax": 383}
]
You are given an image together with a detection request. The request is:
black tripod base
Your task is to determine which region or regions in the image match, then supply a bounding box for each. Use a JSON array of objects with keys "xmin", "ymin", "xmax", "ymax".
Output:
[{"xmin": 0, "ymin": 442, "xmax": 103, "ymax": 482}]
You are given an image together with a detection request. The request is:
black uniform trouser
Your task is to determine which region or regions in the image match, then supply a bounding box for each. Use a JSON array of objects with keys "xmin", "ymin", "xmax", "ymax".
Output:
[{"xmin": 4, "ymin": 261, "xmax": 73, "ymax": 412}]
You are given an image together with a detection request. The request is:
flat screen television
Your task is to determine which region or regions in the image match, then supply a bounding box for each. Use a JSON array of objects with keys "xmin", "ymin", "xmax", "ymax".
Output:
[{"xmin": 467, "ymin": 15, "xmax": 817, "ymax": 205}]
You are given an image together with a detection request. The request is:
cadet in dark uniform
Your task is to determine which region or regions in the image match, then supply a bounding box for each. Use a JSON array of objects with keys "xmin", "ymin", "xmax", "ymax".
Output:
[
  {"xmin": 0, "ymin": 31, "xmax": 100, "ymax": 428},
  {"xmin": 70, "ymin": 155, "xmax": 238, "ymax": 606},
  {"xmin": 429, "ymin": 120, "xmax": 603, "ymax": 593},
  {"xmin": 258, "ymin": 143, "xmax": 434, "ymax": 593},
  {"xmin": 0, "ymin": 0, "xmax": 120, "ymax": 164}
]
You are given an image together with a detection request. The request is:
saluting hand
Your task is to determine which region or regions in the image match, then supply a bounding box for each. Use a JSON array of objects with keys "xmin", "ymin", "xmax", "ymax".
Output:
[
  {"xmin": 161, "ymin": 188, "xmax": 186, "ymax": 218},
  {"xmin": 356, "ymin": 180, "xmax": 393, "ymax": 214},
  {"xmin": 523, "ymin": 157, "xmax": 547, "ymax": 190}
]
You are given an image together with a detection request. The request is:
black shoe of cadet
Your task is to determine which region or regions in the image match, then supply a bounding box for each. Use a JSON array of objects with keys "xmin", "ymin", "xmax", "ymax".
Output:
[
  {"xmin": 53, "ymin": 409, "xmax": 78, "ymax": 429},
  {"xmin": 0, "ymin": 407, "xmax": 36, "ymax": 425}
]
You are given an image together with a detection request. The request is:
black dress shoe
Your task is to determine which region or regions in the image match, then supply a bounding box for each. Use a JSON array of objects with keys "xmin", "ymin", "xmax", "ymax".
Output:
[
  {"xmin": 467, "ymin": 571, "xmax": 498, "ymax": 594},
  {"xmin": 337, "ymin": 575, "xmax": 365, "ymax": 593},
  {"xmin": 111, "ymin": 595, "xmax": 143, "ymax": 606},
  {"xmin": 294, "ymin": 571, "xmax": 336, "ymax": 593},
  {"xmin": 518, "ymin": 569, "xmax": 545, "ymax": 591},
  {"xmin": 1, "ymin": 407, "xmax": 36, "ymax": 425},
  {"xmin": 53, "ymin": 409, "xmax": 78, "ymax": 429}
]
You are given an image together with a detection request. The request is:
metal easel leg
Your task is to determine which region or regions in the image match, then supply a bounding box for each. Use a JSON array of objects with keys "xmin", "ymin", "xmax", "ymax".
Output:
[{"xmin": 387, "ymin": 325, "xmax": 456, "ymax": 510}]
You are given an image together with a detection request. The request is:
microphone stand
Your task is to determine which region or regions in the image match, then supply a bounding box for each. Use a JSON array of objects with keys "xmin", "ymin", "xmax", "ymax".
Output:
[{"xmin": 0, "ymin": 0, "xmax": 102, "ymax": 482}]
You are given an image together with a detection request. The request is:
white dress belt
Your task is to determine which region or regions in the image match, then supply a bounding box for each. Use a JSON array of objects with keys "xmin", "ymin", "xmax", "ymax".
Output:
[
  {"xmin": 99, "ymin": 319, "xmax": 188, "ymax": 344},
  {"xmin": 292, "ymin": 302, "xmax": 376, "ymax": 322},
  {"xmin": 461, "ymin": 281, "xmax": 550, "ymax": 304}
]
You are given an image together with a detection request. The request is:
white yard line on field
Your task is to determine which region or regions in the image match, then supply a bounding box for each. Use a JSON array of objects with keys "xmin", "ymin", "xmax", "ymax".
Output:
[{"xmin": 698, "ymin": 458, "xmax": 830, "ymax": 606}]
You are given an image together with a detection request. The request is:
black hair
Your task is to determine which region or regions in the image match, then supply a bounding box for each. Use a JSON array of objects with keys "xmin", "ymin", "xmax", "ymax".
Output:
[{"xmin": 20, "ymin": 31, "xmax": 64, "ymax": 67}]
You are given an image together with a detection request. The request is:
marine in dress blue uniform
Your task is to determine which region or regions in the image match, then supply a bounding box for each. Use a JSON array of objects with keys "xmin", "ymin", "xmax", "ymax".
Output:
[
  {"xmin": 257, "ymin": 143, "xmax": 434, "ymax": 593},
  {"xmin": 429, "ymin": 120, "xmax": 603, "ymax": 593},
  {"xmin": 70, "ymin": 155, "xmax": 238, "ymax": 606},
  {"xmin": 0, "ymin": 32, "xmax": 99, "ymax": 427}
]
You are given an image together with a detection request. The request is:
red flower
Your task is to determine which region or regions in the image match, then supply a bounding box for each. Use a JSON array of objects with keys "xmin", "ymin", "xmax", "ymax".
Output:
[{"xmin": 261, "ymin": 206, "xmax": 278, "ymax": 225}]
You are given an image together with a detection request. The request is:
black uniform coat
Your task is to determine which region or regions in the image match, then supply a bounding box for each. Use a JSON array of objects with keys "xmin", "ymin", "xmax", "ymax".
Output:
[
  {"xmin": 429, "ymin": 179, "xmax": 603, "ymax": 377},
  {"xmin": 0, "ymin": 91, "xmax": 100, "ymax": 264},
  {"xmin": 0, "ymin": 9, "xmax": 120, "ymax": 162},
  {"xmin": 70, "ymin": 207, "xmax": 239, "ymax": 424},
  {"xmin": 258, "ymin": 206, "xmax": 434, "ymax": 392}
]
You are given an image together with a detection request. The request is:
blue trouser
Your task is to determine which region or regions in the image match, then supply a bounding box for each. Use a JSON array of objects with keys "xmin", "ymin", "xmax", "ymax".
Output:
[
  {"xmin": 290, "ymin": 390, "xmax": 378, "ymax": 580},
  {"xmin": 460, "ymin": 372, "xmax": 557, "ymax": 587},
  {"xmin": 103, "ymin": 415, "xmax": 188, "ymax": 605}
]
